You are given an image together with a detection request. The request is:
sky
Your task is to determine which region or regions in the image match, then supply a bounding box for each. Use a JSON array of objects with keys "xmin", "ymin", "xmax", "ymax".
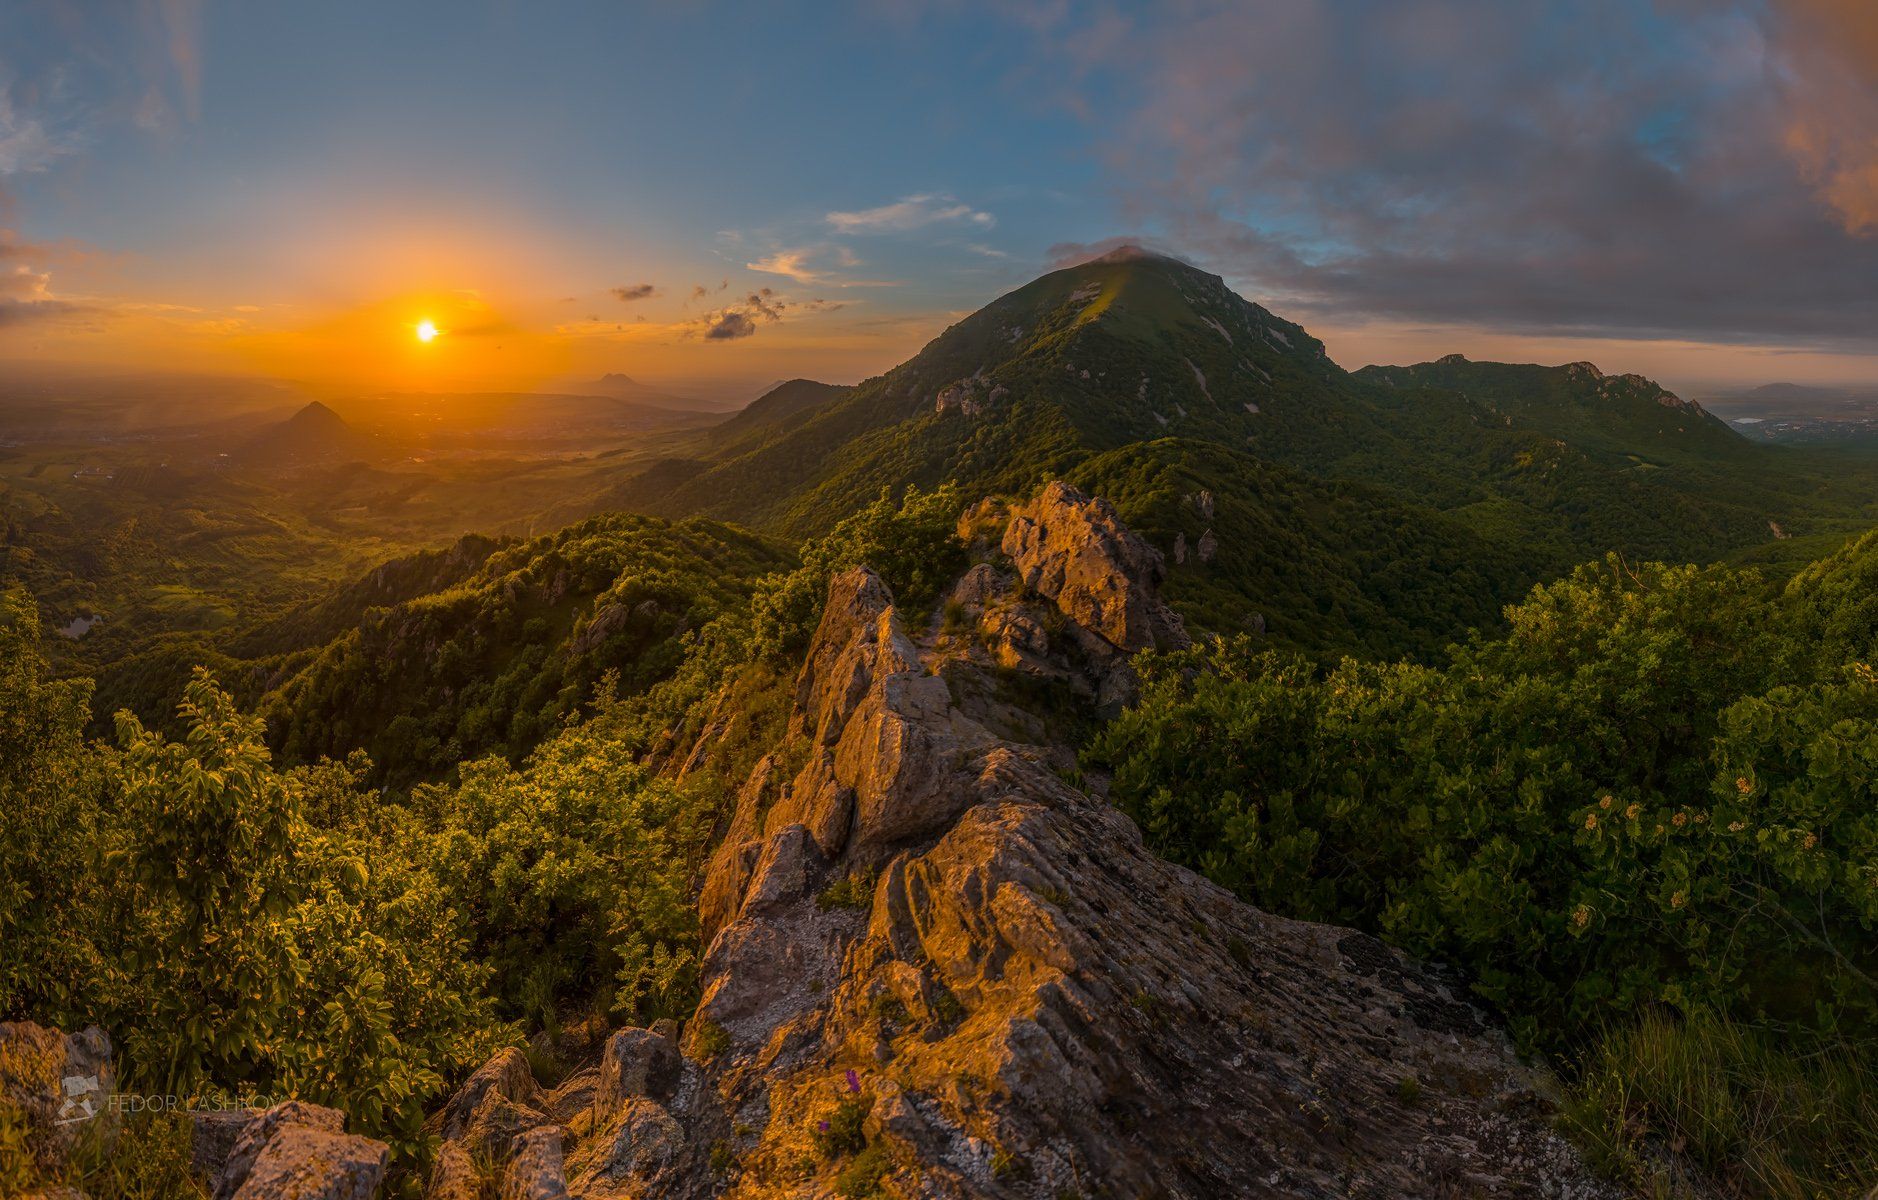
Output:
[{"xmin": 5, "ymin": 0, "xmax": 1878, "ymax": 400}]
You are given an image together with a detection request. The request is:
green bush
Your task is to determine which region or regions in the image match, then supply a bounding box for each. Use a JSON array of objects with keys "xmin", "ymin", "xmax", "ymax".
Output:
[
  {"xmin": 414, "ymin": 703, "xmax": 712, "ymax": 1025},
  {"xmin": 1091, "ymin": 556, "xmax": 1878, "ymax": 1046}
]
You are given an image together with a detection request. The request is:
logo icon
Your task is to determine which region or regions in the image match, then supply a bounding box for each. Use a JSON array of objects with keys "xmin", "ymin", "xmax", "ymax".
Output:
[{"xmin": 55, "ymin": 1074, "xmax": 101, "ymax": 1125}]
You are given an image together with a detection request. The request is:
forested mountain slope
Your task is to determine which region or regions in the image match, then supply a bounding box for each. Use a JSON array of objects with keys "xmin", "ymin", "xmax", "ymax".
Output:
[{"xmin": 579, "ymin": 248, "xmax": 1878, "ymax": 657}]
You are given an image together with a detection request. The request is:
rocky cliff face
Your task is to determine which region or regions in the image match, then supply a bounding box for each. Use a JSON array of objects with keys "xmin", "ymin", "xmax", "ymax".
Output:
[{"xmin": 421, "ymin": 482, "xmax": 1616, "ymax": 1199}]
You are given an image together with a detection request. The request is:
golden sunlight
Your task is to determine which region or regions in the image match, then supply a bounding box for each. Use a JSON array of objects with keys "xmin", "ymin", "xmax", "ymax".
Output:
[{"xmin": 415, "ymin": 319, "xmax": 440, "ymax": 343}]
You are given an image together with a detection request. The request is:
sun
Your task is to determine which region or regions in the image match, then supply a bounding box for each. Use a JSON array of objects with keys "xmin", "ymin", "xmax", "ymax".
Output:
[{"xmin": 415, "ymin": 319, "xmax": 440, "ymax": 343}]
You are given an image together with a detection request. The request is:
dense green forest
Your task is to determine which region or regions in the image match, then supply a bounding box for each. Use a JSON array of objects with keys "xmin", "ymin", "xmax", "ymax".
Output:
[{"xmin": 1091, "ymin": 532, "xmax": 1878, "ymax": 1193}]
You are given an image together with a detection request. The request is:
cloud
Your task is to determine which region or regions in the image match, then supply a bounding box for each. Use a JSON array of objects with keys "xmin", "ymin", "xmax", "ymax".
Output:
[
  {"xmin": 746, "ymin": 244, "xmax": 901, "ymax": 287},
  {"xmin": 701, "ymin": 310, "xmax": 758, "ymax": 340},
  {"xmin": 826, "ymin": 193, "xmax": 996, "ymax": 234},
  {"xmin": 1764, "ymin": 0, "xmax": 1878, "ymax": 234},
  {"xmin": 679, "ymin": 284, "xmax": 849, "ymax": 343},
  {"xmin": 989, "ymin": 0, "xmax": 1878, "ymax": 348},
  {"xmin": 0, "ymin": 93, "xmax": 70, "ymax": 175},
  {"xmin": 0, "ymin": 261, "xmax": 83, "ymax": 327},
  {"xmin": 610, "ymin": 283, "xmax": 658, "ymax": 302},
  {"xmin": 747, "ymin": 247, "xmax": 834, "ymax": 284}
]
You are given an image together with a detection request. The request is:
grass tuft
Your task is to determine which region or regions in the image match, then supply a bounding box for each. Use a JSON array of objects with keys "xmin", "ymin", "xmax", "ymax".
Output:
[{"xmin": 1561, "ymin": 1011, "xmax": 1878, "ymax": 1200}]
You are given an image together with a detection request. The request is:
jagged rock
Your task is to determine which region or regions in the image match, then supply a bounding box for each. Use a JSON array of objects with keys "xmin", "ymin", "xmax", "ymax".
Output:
[
  {"xmin": 426, "ymin": 1142, "xmax": 483, "ymax": 1200},
  {"xmin": 1002, "ymin": 480, "xmax": 1188, "ymax": 654},
  {"xmin": 501, "ymin": 1126, "xmax": 570, "ymax": 1200},
  {"xmin": 567, "ymin": 1098, "xmax": 686, "ymax": 1196},
  {"xmin": 208, "ymin": 1101, "xmax": 384, "ymax": 1200},
  {"xmin": 945, "ymin": 562, "xmax": 1007, "ymax": 620},
  {"xmin": 599, "ymin": 1029, "xmax": 682, "ymax": 1105},
  {"xmin": 660, "ymin": 487, "xmax": 1618, "ymax": 1199},
  {"xmin": 1172, "ymin": 531, "xmax": 1187, "ymax": 564},
  {"xmin": 428, "ymin": 1048, "xmax": 551, "ymax": 1159},
  {"xmin": 1196, "ymin": 527, "xmax": 1218, "ymax": 563},
  {"xmin": 225, "ymin": 1125, "xmax": 386, "ymax": 1200},
  {"xmin": 0, "ymin": 1022, "xmax": 117, "ymax": 1176}
]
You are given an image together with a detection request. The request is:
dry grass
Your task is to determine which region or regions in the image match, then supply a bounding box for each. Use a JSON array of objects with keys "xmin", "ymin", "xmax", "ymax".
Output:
[{"xmin": 1562, "ymin": 1011, "xmax": 1878, "ymax": 1199}]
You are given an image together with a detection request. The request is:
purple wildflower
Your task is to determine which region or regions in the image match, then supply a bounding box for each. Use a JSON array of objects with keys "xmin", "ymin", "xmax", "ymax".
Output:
[{"xmin": 846, "ymin": 1069, "xmax": 861, "ymax": 1093}]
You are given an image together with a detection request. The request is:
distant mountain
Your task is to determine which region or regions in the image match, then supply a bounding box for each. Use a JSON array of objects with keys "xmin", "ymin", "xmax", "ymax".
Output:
[
  {"xmin": 1355, "ymin": 354, "xmax": 1746, "ymax": 458},
  {"xmin": 705, "ymin": 378, "xmax": 853, "ymax": 453},
  {"xmin": 568, "ymin": 247, "xmax": 1872, "ymax": 658},
  {"xmin": 333, "ymin": 391, "xmax": 718, "ymax": 448},
  {"xmin": 236, "ymin": 401, "xmax": 381, "ymax": 466},
  {"xmin": 578, "ymin": 372, "xmax": 722, "ymax": 411}
]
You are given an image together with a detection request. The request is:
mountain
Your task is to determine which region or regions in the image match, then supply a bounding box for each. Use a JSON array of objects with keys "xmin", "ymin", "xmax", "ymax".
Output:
[
  {"xmin": 1355, "ymin": 354, "xmax": 1745, "ymax": 457},
  {"xmin": 260, "ymin": 513, "xmax": 789, "ymax": 784},
  {"xmin": 236, "ymin": 400, "xmax": 381, "ymax": 466},
  {"xmin": 578, "ymin": 248, "xmax": 1878, "ymax": 658},
  {"xmin": 704, "ymin": 378, "xmax": 852, "ymax": 454},
  {"xmin": 580, "ymin": 372, "xmax": 722, "ymax": 411}
]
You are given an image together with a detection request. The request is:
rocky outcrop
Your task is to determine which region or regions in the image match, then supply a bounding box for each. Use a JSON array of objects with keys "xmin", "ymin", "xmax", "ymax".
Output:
[
  {"xmin": 0, "ymin": 1022, "xmax": 116, "ymax": 1180},
  {"xmin": 1001, "ymin": 481, "xmax": 1186, "ymax": 655},
  {"xmin": 485, "ymin": 481, "xmax": 1617, "ymax": 1199},
  {"xmin": 408, "ymin": 481, "xmax": 1620, "ymax": 1199},
  {"xmin": 207, "ymin": 1102, "xmax": 386, "ymax": 1200},
  {"xmin": 424, "ymin": 1024, "xmax": 705, "ymax": 1200}
]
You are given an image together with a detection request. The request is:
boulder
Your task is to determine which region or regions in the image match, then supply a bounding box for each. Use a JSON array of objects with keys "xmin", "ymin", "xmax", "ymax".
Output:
[
  {"xmin": 430, "ymin": 1047, "xmax": 548, "ymax": 1155},
  {"xmin": 208, "ymin": 1101, "xmax": 383, "ymax": 1200},
  {"xmin": 0, "ymin": 1022, "xmax": 116, "ymax": 1176},
  {"xmin": 598, "ymin": 1029, "xmax": 681, "ymax": 1105},
  {"xmin": 225, "ymin": 1124, "xmax": 386, "ymax": 1200},
  {"xmin": 1001, "ymin": 480, "xmax": 1188, "ymax": 653},
  {"xmin": 501, "ymin": 1126, "xmax": 570, "ymax": 1200}
]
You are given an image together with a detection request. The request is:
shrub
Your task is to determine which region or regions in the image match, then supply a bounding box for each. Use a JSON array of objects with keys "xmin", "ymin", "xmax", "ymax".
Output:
[{"xmin": 1091, "ymin": 557, "xmax": 1878, "ymax": 1046}]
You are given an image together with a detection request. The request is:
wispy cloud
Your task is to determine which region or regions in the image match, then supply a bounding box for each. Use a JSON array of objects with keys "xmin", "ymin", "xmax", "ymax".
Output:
[
  {"xmin": 610, "ymin": 283, "xmax": 658, "ymax": 302},
  {"xmin": 746, "ymin": 244, "xmax": 900, "ymax": 287},
  {"xmin": 747, "ymin": 247, "xmax": 834, "ymax": 284},
  {"xmin": 826, "ymin": 193, "xmax": 995, "ymax": 234}
]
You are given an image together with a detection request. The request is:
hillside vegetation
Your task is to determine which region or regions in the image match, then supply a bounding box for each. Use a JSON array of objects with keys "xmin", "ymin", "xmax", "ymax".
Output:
[{"xmin": 585, "ymin": 249, "xmax": 1878, "ymax": 659}]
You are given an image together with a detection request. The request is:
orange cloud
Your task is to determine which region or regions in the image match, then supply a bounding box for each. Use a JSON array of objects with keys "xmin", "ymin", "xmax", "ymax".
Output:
[{"xmin": 1770, "ymin": 0, "xmax": 1878, "ymax": 234}]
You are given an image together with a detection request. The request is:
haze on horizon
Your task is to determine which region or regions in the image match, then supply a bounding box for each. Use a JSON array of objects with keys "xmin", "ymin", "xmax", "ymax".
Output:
[{"xmin": 6, "ymin": 0, "xmax": 1878, "ymax": 403}]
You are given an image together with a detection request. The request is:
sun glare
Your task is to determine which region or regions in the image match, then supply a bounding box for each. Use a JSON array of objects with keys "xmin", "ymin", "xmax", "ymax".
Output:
[{"xmin": 415, "ymin": 319, "xmax": 439, "ymax": 343}]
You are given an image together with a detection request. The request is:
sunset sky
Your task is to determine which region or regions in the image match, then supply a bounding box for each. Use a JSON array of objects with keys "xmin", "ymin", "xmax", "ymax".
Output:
[{"xmin": 6, "ymin": 1, "xmax": 1878, "ymax": 400}]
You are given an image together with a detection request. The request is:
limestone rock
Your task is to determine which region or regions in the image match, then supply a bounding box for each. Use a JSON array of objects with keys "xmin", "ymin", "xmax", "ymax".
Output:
[
  {"xmin": 658, "ymin": 486, "xmax": 1618, "ymax": 1199},
  {"xmin": 599, "ymin": 1028, "xmax": 681, "ymax": 1104},
  {"xmin": 227, "ymin": 1124, "xmax": 386, "ymax": 1200},
  {"xmin": 501, "ymin": 1126, "xmax": 570, "ymax": 1200},
  {"xmin": 1001, "ymin": 480, "xmax": 1188, "ymax": 653},
  {"xmin": 429, "ymin": 1046, "xmax": 548, "ymax": 1156},
  {"xmin": 207, "ymin": 1101, "xmax": 384, "ymax": 1200}
]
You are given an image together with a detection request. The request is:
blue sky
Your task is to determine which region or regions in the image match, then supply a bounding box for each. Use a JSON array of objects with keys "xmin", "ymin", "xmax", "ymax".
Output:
[{"xmin": 6, "ymin": 1, "xmax": 1878, "ymax": 396}]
